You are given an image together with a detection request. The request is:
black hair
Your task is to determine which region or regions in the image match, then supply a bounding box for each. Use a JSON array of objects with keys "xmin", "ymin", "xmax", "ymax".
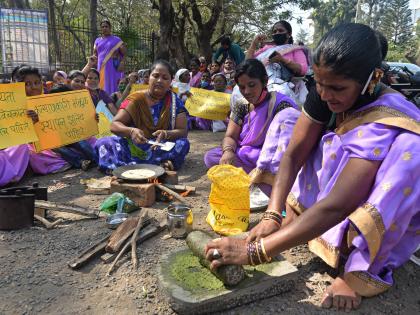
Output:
[
  {"xmin": 234, "ymin": 59, "xmax": 268, "ymax": 85},
  {"xmin": 49, "ymin": 85, "xmax": 73, "ymax": 94},
  {"xmin": 221, "ymin": 36, "xmax": 231, "ymax": 46},
  {"xmin": 190, "ymin": 57, "xmax": 200, "ymax": 66},
  {"xmin": 150, "ymin": 59, "xmax": 175, "ymax": 78},
  {"xmin": 211, "ymin": 60, "xmax": 221, "ymax": 66},
  {"xmin": 313, "ymin": 23, "xmax": 382, "ymax": 85},
  {"xmin": 375, "ymin": 30, "xmax": 388, "ymax": 61},
  {"xmin": 212, "ymin": 73, "xmax": 227, "ymax": 84},
  {"xmin": 88, "ymin": 68, "xmax": 100, "ymax": 78},
  {"xmin": 273, "ymin": 20, "xmax": 294, "ymax": 44},
  {"xmin": 15, "ymin": 66, "xmax": 41, "ymax": 82},
  {"xmin": 11, "ymin": 64, "xmax": 29, "ymax": 81},
  {"xmin": 68, "ymin": 70, "xmax": 86, "ymax": 80},
  {"xmin": 100, "ymin": 20, "xmax": 111, "ymax": 28}
]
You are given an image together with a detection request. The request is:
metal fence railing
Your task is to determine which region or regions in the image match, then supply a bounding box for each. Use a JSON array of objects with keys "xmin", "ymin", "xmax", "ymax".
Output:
[{"xmin": 0, "ymin": 9, "xmax": 156, "ymax": 79}]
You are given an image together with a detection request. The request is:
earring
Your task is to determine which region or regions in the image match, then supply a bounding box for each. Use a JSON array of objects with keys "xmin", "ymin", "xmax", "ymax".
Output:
[{"xmin": 367, "ymin": 69, "xmax": 384, "ymax": 96}]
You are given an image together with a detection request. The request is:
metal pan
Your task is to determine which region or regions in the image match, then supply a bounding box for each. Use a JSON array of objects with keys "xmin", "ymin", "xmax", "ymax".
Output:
[{"xmin": 113, "ymin": 164, "xmax": 165, "ymax": 182}]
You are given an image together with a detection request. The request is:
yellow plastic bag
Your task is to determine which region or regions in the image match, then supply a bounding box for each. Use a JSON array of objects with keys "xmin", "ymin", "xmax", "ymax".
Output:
[{"xmin": 206, "ymin": 165, "xmax": 250, "ymax": 235}]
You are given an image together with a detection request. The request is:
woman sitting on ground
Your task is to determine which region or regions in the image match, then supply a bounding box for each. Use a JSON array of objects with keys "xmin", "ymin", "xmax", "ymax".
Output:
[
  {"xmin": 222, "ymin": 58, "xmax": 236, "ymax": 91},
  {"xmin": 14, "ymin": 66, "xmax": 72, "ymax": 175},
  {"xmin": 172, "ymin": 68, "xmax": 192, "ymax": 102},
  {"xmin": 85, "ymin": 68, "xmax": 118, "ymax": 116},
  {"xmin": 189, "ymin": 57, "xmax": 202, "ymax": 88},
  {"xmin": 52, "ymin": 70, "xmax": 68, "ymax": 86},
  {"xmin": 205, "ymin": 23, "xmax": 419, "ymax": 312},
  {"xmin": 242, "ymin": 20, "xmax": 309, "ymax": 105},
  {"xmin": 204, "ymin": 59, "xmax": 300, "ymax": 194},
  {"xmin": 49, "ymin": 84, "xmax": 98, "ymax": 171},
  {"xmin": 95, "ymin": 59, "xmax": 190, "ymax": 172}
]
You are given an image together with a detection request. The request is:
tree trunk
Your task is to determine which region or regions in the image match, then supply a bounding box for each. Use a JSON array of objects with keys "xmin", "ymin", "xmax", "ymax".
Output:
[
  {"xmin": 156, "ymin": 0, "xmax": 173, "ymax": 61},
  {"xmin": 89, "ymin": 0, "xmax": 98, "ymax": 50},
  {"xmin": 48, "ymin": 0, "xmax": 61, "ymax": 65},
  {"xmin": 190, "ymin": 0, "xmax": 223, "ymax": 62}
]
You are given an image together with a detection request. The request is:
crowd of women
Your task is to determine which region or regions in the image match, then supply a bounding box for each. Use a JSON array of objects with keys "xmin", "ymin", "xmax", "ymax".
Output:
[{"xmin": 0, "ymin": 18, "xmax": 419, "ymax": 312}]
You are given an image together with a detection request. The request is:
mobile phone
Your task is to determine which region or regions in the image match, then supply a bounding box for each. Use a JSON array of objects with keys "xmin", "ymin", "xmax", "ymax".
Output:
[{"xmin": 269, "ymin": 51, "xmax": 279, "ymax": 59}]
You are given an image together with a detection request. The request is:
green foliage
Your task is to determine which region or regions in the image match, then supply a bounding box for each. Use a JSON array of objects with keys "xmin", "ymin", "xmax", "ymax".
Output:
[
  {"xmin": 296, "ymin": 28, "xmax": 309, "ymax": 44},
  {"xmin": 311, "ymin": 0, "xmax": 357, "ymax": 45},
  {"xmin": 379, "ymin": 0, "xmax": 413, "ymax": 45}
]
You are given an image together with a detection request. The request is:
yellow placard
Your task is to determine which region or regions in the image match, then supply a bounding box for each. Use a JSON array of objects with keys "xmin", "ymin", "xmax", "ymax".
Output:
[
  {"xmin": 0, "ymin": 83, "xmax": 39, "ymax": 149},
  {"xmin": 27, "ymin": 90, "xmax": 99, "ymax": 152},
  {"xmin": 185, "ymin": 88, "xmax": 231, "ymax": 120},
  {"xmin": 130, "ymin": 84, "xmax": 149, "ymax": 94},
  {"xmin": 97, "ymin": 113, "xmax": 113, "ymax": 138}
]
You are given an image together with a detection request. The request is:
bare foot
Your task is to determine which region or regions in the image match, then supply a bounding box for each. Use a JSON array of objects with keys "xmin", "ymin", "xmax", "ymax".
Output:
[{"xmin": 321, "ymin": 276, "xmax": 361, "ymax": 312}]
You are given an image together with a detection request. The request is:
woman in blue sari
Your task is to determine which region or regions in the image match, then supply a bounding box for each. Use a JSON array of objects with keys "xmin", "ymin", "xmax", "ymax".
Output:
[{"xmin": 95, "ymin": 60, "xmax": 190, "ymax": 172}]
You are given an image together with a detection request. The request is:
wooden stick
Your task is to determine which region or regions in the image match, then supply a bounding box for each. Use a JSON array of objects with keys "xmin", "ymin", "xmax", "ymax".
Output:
[
  {"xmin": 131, "ymin": 210, "xmax": 148, "ymax": 269},
  {"xmin": 101, "ymin": 220, "xmax": 166, "ymax": 264},
  {"xmin": 34, "ymin": 214, "xmax": 63, "ymax": 229},
  {"xmin": 68, "ymin": 234, "xmax": 111, "ymax": 269},
  {"xmin": 35, "ymin": 200, "xmax": 98, "ymax": 218},
  {"xmin": 164, "ymin": 184, "xmax": 196, "ymax": 193},
  {"xmin": 107, "ymin": 211, "xmax": 148, "ymax": 275},
  {"xmin": 155, "ymin": 183, "xmax": 190, "ymax": 206}
]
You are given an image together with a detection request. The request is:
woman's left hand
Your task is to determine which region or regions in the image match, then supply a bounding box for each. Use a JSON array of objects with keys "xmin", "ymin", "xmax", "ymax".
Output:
[
  {"xmin": 152, "ymin": 130, "xmax": 168, "ymax": 142},
  {"xmin": 205, "ymin": 237, "xmax": 248, "ymax": 270},
  {"xmin": 26, "ymin": 110, "xmax": 39, "ymax": 123},
  {"xmin": 269, "ymin": 53, "xmax": 286, "ymax": 64}
]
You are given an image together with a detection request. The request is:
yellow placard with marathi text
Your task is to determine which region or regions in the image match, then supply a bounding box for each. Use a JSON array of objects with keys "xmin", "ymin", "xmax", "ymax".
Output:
[
  {"xmin": 130, "ymin": 84, "xmax": 149, "ymax": 94},
  {"xmin": 27, "ymin": 90, "xmax": 98, "ymax": 152},
  {"xmin": 97, "ymin": 113, "xmax": 113, "ymax": 138},
  {"xmin": 0, "ymin": 83, "xmax": 39, "ymax": 149},
  {"xmin": 185, "ymin": 88, "xmax": 231, "ymax": 120}
]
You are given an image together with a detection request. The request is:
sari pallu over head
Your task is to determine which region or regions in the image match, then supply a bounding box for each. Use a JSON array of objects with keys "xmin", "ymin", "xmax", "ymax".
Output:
[
  {"xmin": 287, "ymin": 93, "xmax": 420, "ymax": 297},
  {"xmin": 123, "ymin": 90, "xmax": 177, "ymax": 139}
]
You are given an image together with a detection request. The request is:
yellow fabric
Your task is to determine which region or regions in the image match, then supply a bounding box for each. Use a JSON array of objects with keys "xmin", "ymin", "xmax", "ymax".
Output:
[{"xmin": 206, "ymin": 165, "xmax": 250, "ymax": 235}]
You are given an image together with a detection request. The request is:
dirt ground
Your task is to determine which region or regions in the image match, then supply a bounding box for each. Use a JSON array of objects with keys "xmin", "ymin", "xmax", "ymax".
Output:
[{"xmin": 0, "ymin": 131, "xmax": 419, "ymax": 315}]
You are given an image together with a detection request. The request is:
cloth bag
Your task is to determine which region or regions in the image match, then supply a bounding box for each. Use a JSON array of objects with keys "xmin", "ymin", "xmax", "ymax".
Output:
[{"xmin": 206, "ymin": 165, "xmax": 250, "ymax": 235}]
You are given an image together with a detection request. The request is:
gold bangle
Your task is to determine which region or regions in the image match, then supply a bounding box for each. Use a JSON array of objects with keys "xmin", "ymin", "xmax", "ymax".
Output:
[
  {"xmin": 222, "ymin": 145, "xmax": 235, "ymax": 153},
  {"xmin": 261, "ymin": 238, "xmax": 272, "ymax": 263},
  {"xmin": 255, "ymin": 240, "xmax": 263, "ymax": 264}
]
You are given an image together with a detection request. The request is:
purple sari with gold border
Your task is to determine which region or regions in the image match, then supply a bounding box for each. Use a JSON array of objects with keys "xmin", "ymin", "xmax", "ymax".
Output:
[{"xmin": 287, "ymin": 93, "xmax": 420, "ymax": 297}]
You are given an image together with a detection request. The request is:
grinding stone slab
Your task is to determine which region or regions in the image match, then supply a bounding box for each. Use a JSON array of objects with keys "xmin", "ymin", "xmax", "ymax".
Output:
[{"xmin": 158, "ymin": 247, "xmax": 298, "ymax": 314}]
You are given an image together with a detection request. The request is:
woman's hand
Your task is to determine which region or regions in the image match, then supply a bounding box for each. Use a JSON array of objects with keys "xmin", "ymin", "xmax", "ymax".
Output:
[
  {"xmin": 95, "ymin": 113, "xmax": 99, "ymax": 122},
  {"xmin": 268, "ymin": 52, "xmax": 287, "ymax": 64},
  {"xmin": 87, "ymin": 55, "xmax": 97, "ymax": 66},
  {"xmin": 246, "ymin": 219, "xmax": 281, "ymax": 242},
  {"xmin": 150, "ymin": 130, "xmax": 168, "ymax": 150},
  {"xmin": 252, "ymin": 34, "xmax": 267, "ymax": 46},
  {"xmin": 130, "ymin": 128, "xmax": 147, "ymax": 144},
  {"xmin": 128, "ymin": 73, "xmax": 137, "ymax": 84},
  {"xmin": 26, "ymin": 110, "xmax": 39, "ymax": 123},
  {"xmin": 220, "ymin": 150, "xmax": 236, "ymax": 165},
  {"xmin": 205, "ymin": 237, "xmax": 248, "ymax": 270}
]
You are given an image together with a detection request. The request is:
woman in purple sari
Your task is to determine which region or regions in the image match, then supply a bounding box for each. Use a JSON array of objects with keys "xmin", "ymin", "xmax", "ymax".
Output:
[
  {"xmin": 189, "ymin": 58, "xmax": 202, "ymax": 88},
  {"xmin": 204, "ymin": 59, "xmax": 300, "ymax": 193},
  {"xmin": 205, "ymin": 24, "xmax": 419, "ymax": 312},
  {"xmin": 93, "ymin": 20, "xmax": 126, "ymax": 95}
]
